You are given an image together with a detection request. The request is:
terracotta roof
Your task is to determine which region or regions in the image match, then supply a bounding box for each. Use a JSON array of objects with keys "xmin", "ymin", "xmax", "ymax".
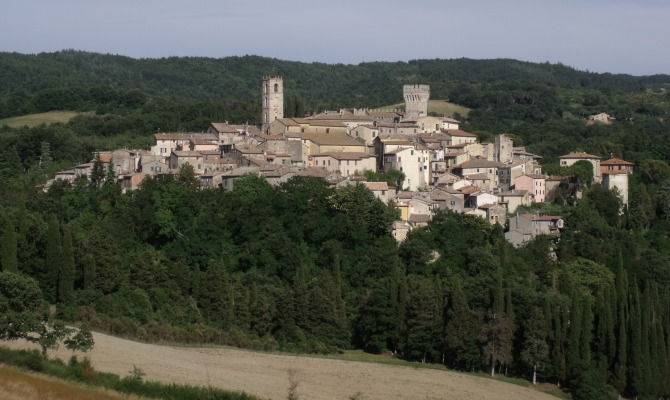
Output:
[
  {"xmin": 442, "ymin": 129, "xmax": 478, "ymax": 137},
  {"xmin": 603, "ymin": 170, "xmax": 628, "ymax": 175},
  {"xmin": 363, "ymin": 181, "xmax": 389, "ymax": 191},
  {"xmin": 456, "ymin": 159, "xmax": 503, "ymax": 169},
  {"xmin": 311, "ymin": 152, "xmax": 375, "ymax": 160},
  {"xmin": 559, "ymin": 152, "xmax": 601, "ymax": 159},
  {"xmin": 601, "ymin": 158, "xmax": 635, "ymax": 166},
  {"xmin": 459, "ymin": 186, "xmax": 479, "ymax": 195},
  {"xmin": 409, "ymin": 214, "xmax": 432, "ymax": 223},
  {"xmin": 155, "ymin": 133, "xmax": 217, "ymax": 141},
  {"xmin": 464, "ymin": 173, "xmax": 490, "ymax": 180},
  {"xmin": 308, "ymin": 113, "xmax": 375, "ymax": 121},
  {"xmin": 172, "ymin": 151, "xmax": 202, "ymax": 157},
  {"xmin": 287, "ymin": 133, "xmax": 363, "ymax": 146}
]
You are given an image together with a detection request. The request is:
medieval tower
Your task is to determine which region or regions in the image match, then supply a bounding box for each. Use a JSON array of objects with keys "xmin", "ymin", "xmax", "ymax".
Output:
[
  {"xmin": 262, "ymin": 76, "xmax": 284, "ymax": 133},
  {"xmin": 403, "ymin": 84, "xmax": 430, "ymax": 120}
]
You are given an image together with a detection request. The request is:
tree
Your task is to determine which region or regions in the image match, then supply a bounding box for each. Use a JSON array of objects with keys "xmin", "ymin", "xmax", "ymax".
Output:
[
  {"xmin": 89, "ymin": 154, "xmax": 105, "ymax": 188},
  {"xmin": 0, "ymin": 215, "xmax": 18, "ymax": 273},
  {"xmin": 177, "ymin": 164, "xmax": 199, "ymax": 190},
  {"xmin": 45, "ymin": 217, "xmax": 61, "ymax": 303},
  {"xmin": 521, "ymin": 307, "xmax": 550, "ymax": 385},
  {"xmin": 480, "ymin": 311, "xmax": 514, "ymax": 376},
  {"xmin": 58, "ymin": 225, "xmax": 75, "ymax": 303},
  {"xmin": 445, "ymin": 281, "xmax": 481, "ymax": 370},
  {"xmin": 64, "ymin": 324, "xmax": 95, "ymax": 354},
  {"xmin": 81, "ymin": 254, "xmax": 96, "ymax": 291}
]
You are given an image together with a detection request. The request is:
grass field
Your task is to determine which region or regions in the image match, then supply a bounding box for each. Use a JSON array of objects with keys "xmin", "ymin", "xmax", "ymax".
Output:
[
  {"xmin": 0, "ymin": 111, "xmax": 82, "ymax": 128},
  {"xmin": 375, "ymin": 100, "xmax": 472, "ymax": 117},
  {"xmin": 5, "ymin": 331, "xmax": 561, "ymax": 400},
  {"xmin": 0, "ymin": 365, "xmax": 145, "ymax": 400}
]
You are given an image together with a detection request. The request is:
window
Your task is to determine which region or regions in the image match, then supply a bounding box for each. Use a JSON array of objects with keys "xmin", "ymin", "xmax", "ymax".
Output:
[
  {"xmin": 274, "ymin": 83, "xmax": 279, "ymax": 93},
  {"xmin": 372, "ymin": 132, "xmax": 376, "ymax": 137},
  {"xmin": 450, "ymin": 201, "xmax": 455, "ymax": 206},
  {"xmin": 326, "ymin": 128, "xmax": 330, "ymax": 134},
  {"xmin": 411, "ymin": 150, "xmax": 414, "ymax": 156}
]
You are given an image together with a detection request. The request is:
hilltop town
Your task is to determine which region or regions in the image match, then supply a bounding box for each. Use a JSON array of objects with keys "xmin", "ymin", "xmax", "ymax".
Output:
[{"xmin": 49, "ymin": 76, "xmax": 634, "ymax": 246}]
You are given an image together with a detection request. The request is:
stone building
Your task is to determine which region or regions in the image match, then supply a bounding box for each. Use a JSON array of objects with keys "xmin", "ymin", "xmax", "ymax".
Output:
[
  {"xmin": 262, "ymin": 76, "xmax": 284, "ymax": 133},
  {"xmin": 403, "ymin": 84, "xmax": 430, "ymax": 120}
]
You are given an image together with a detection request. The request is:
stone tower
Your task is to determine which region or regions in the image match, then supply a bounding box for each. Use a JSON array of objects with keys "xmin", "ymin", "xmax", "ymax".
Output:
[
  {"xmin": 403, "ymin": 84, "xmax": 430, "ymax": 120},
  {"xmin": 262, "ymin": 76, "xmax": 284, "ymax": 133}
]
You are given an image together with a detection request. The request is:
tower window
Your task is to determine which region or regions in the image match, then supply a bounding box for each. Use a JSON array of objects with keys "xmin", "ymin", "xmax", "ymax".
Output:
[{"xmin": 274, "ymin": 83, "xmax": 279, "ymax": 93}]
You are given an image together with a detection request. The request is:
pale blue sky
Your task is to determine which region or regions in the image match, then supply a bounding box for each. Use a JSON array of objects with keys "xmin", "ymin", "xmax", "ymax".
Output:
[{"xmin": 1, "ymin": 0, "xmax": 668, "ymax": 75}]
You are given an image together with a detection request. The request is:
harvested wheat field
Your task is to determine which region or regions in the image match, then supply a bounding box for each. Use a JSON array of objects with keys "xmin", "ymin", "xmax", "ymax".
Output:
[
  {"xmin": 0, "ymin": 365, "xmax": 145, "ymax": 400},
  {"xmin": 4, "ymin": 332, "xmax": 556, "ymax": 400}
]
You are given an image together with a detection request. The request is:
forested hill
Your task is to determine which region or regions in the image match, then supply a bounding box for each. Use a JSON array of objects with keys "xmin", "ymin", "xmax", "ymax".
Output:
[{"xmin": 2, "ymin": 50, "xmax": 670, "ymax": 109}]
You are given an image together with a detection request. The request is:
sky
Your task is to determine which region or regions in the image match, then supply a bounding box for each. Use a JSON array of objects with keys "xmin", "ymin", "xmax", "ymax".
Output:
[{"xmin": 1, "ymin": 0, "xmax": 669, "ymax": 75}]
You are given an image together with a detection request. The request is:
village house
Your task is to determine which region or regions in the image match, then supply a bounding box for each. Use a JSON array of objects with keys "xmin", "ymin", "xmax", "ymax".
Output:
[
  {"xmin": 382, "ymin": 145, "xmax": 431, "ymax": 191},
  {"xmin": 430, "ymin": 188, "xmax": 465, "ymax": 213},
  {"xmin": 362, "ymin": 181, "xmax": 392, "ymax": 203},
  {"xmin": 479, "ymin": 203, "xmax": 507, "ymax": 226},
  {"xmin": 498, "ymin": 190, "xmax": 532, "ymax": 213},
  {"xmin": 375, "ymin": 122, "xmax": 420, "ymax": 136},
  {"xmin": 169, "ymin": 151, "xmax": 205, "ymax": 174},
  {"xmin": 587, "ymin": 112, "xmax": 615, "ymax": 125},
  {"xmin": 442, "ymin": 129, "xmax": 478, "ymax": 146},
  {"xmin": 415, "ymin": 116, "xmax": 460, "ymax": 132},
  {"xmin": 498, "ymin": 160, "xmax": 527, "ymax": 191},
  {"xmin": 600, "ymin": 158, "xmax": 635, "ymax": 175},
  {"xmin": 466, "ymin": 191, "xmax": 499, "ymax": 208},
  {"xmin": 505, "ymin": 214, "xmax": 565, "ymax": 247},
  {"xmin": 514, "ymin": 174, "xmax": 546, "ymax": 203},
  {"xmin": 309, "ymin": 152, "xmax": 376, "ymax": 177},
  {"xmin": 150, "ymin": 133, "xmax": 217, "ymax": 157},
  {"xmin": 454, "ymin": 159, "xmax": 502, "ymax": 188},
  {"xmin": 349, "ymin": 124, "xmax": 379, "ymax": 146},
  {"xmin": 559, "ymin": 152, "xmax": 602, "ymax": 182}
]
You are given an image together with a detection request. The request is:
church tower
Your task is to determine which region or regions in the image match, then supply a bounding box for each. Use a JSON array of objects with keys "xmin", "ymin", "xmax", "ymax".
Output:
[{"xmin": 262, "ymin": 76, "xmax": 284, "ymax": 133}]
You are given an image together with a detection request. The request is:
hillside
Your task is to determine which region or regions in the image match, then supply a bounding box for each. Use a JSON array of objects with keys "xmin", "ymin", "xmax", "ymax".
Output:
[
  {"xmin": 3, "ymin": 331, "xmax": 558, "ymax": 400},
  {"xmin": 0, "ymin": 365, "xmax": 145, "ymax": 400},
  {"xmin": 0, "ymin": 111, "xmax": 82, "ymax": 128},
  {"xmin": 1, "ymin": 50, "xmax": 670, "ymax": 117}
]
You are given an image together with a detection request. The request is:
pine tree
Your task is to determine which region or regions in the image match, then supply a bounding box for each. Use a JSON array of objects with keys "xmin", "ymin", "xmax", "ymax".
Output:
[
  {"xmin": 45, "ymin": 217, "xmax": 62, "ymax": 303},
  {"xmin": 0, "ymin": 215, "xmax": 18, "ymax": 273},
  {"xmin": 58, "ymin": 225, "xmax": 75, "ymax": 303}
]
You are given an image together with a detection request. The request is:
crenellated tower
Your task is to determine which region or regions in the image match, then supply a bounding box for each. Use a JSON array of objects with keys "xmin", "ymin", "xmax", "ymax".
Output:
[{"xmin": 403, "ymin": 84, "xmax": 430, "ymax": 120}]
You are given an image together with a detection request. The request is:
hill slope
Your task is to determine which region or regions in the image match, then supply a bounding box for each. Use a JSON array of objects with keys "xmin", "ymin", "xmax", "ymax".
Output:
[
  {"xmin": 4, "ymin": 331, "xmax": 557, "ymax": 400},
  {"xmin": 1, "ymin": 51, "xmax": 669, "ymax": 109}
]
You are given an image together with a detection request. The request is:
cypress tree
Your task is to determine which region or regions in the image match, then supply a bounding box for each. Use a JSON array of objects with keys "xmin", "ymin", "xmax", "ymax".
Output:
[
  {"xmin": 628, "ymin": 282, "xmax": 644, "ymax": 397},
  {"xmin": 567, "ymin": 289, "xmax": 583, "ymax": 374},
  {"xmin": 82, "ymin": 253, "xmax": 96, "ymax": 291},
  {"xmin": 58, "ymin": 225, "xmax": 75, "ymax": 303},
  {"xmin": 0, "ymin": 216, "xmax": 18, "ymax": 273},
  {"xmin": 612, "ymin": 252, "xmax": 628, "ymax": 394},
  {"xmin": 45, "ymin": 217, "xmax": 61, "ymax": 303}
]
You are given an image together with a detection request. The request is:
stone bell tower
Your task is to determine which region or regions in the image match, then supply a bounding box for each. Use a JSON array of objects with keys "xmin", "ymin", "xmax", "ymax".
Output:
[{"xmin": 261, "ymin": 76, "xmax": 284, "ymax": 133}]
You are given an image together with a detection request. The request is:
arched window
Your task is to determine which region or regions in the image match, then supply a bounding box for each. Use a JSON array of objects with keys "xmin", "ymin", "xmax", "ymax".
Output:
[
  {"xmin": 274, "ymin": 83, "xmax": 279, "ymax": 93},
  {"xmin": 264, "ymin": 84, "xmax": 269, "ymax": 94}
]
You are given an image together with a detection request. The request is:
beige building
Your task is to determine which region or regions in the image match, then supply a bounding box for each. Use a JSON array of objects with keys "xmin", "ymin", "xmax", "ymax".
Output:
[
  {"xmin": 309, "ymin": 152, "xmax": 376, "ymax": 177},
  {"xmin": 560, "ymin": 152, "xmax": 602, "ymax": 182},
  {"xmin": 349, "ymin": 124, "xmax": 379, "ymax": 145},
  {"xmin": 383, "ymin": 146, "xmax": 431, "ymax": 191},
  {"xmin": 603, "ymin": 171, "xmax": 629, "ymax": 206},
  {"xmin": 287, "ymin": 132, "xmax": 368, "ymax": 162},
  {"xmin": 506, "ymin": 214, "xmax": 565, "ymax": 247},
  {"xmin": 514, "ymin": 174, "xmax": 547, "ymax": 203},
  {"xmin": 498, "ymin": 161, "xmax": 527, "ymax": 190},
  {"xmin": 169, "ymin": 151, "xmax": 205, "ymax": 174},
  {"xmin": 498, "ymin": 190, "xmax": 533, "ymax": 213},
  {"xmin": 443, "ymin": 129, "xmax": 478, "ymax": 146},
  {"xmin": 151, "ymin": 133, "xmax": 217, "ymax": 157},
  {"xmin": 415, "ymin": 116, "xmax": 460, "ymax": 133},
  {"xmin": 455, "ymin": 159, "xmax": 502, "ymax": 188},
  {"xmin": 269, "ymin": 118, "xmax": 347, "ymax": 136}
]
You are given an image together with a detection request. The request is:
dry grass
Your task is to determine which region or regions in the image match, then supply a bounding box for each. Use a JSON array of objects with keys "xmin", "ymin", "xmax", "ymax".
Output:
[
  {"xmin": 0, "ymin": 365, "xmax": 144, "ymax": 400},
  {"xmin": 0, "ymin": 111, "xmax": 82, "ymax": 128},
  {"xmin": 4, "ymin": 332, "xmax": 559, "ymax": 400},
  {"xmin": 374, "ymin": 100, "xmax": 471, "ymax": 117}
]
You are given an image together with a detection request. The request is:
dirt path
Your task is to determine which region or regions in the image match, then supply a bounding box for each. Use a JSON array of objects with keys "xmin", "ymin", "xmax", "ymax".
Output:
[{"xmin": 3, "ymin": 332, "xmax": 555, "ymax": 400}]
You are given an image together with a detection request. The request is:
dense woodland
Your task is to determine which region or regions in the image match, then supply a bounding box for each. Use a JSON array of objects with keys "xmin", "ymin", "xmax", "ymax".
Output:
[{"xmin": 2, "ymin": 52, "xmax": 670, "ymax": 399}]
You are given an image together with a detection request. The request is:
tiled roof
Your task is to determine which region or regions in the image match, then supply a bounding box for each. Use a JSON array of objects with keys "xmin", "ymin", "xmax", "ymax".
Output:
[
  {"xmin": 287, "ymin": 132, "xmax": 363, "ymax": 146},
  {"xmin": 363, "ymin": 181, "xmax": 389, "ymax": 191},
  {"xmin": 559, "ymin": 152, "xmax": 600, "ymax": 159},
  {"xmin": 464, "ymin": 173, "xmax": 490, "ymax": 180},
  {"xmin": 456, "ymin": 159, "xmax": 503, "ymax": 169},
  {"xmin": 311, "ymin": 152, "xmax": 375, "ymax": 160},
  {"xmin": 442, "ymin": 129, "xmax": 478, "ymax": 137},
  {"xmin": 601, "ymin": 158, "xmax": 634, "ymax": 166}
]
